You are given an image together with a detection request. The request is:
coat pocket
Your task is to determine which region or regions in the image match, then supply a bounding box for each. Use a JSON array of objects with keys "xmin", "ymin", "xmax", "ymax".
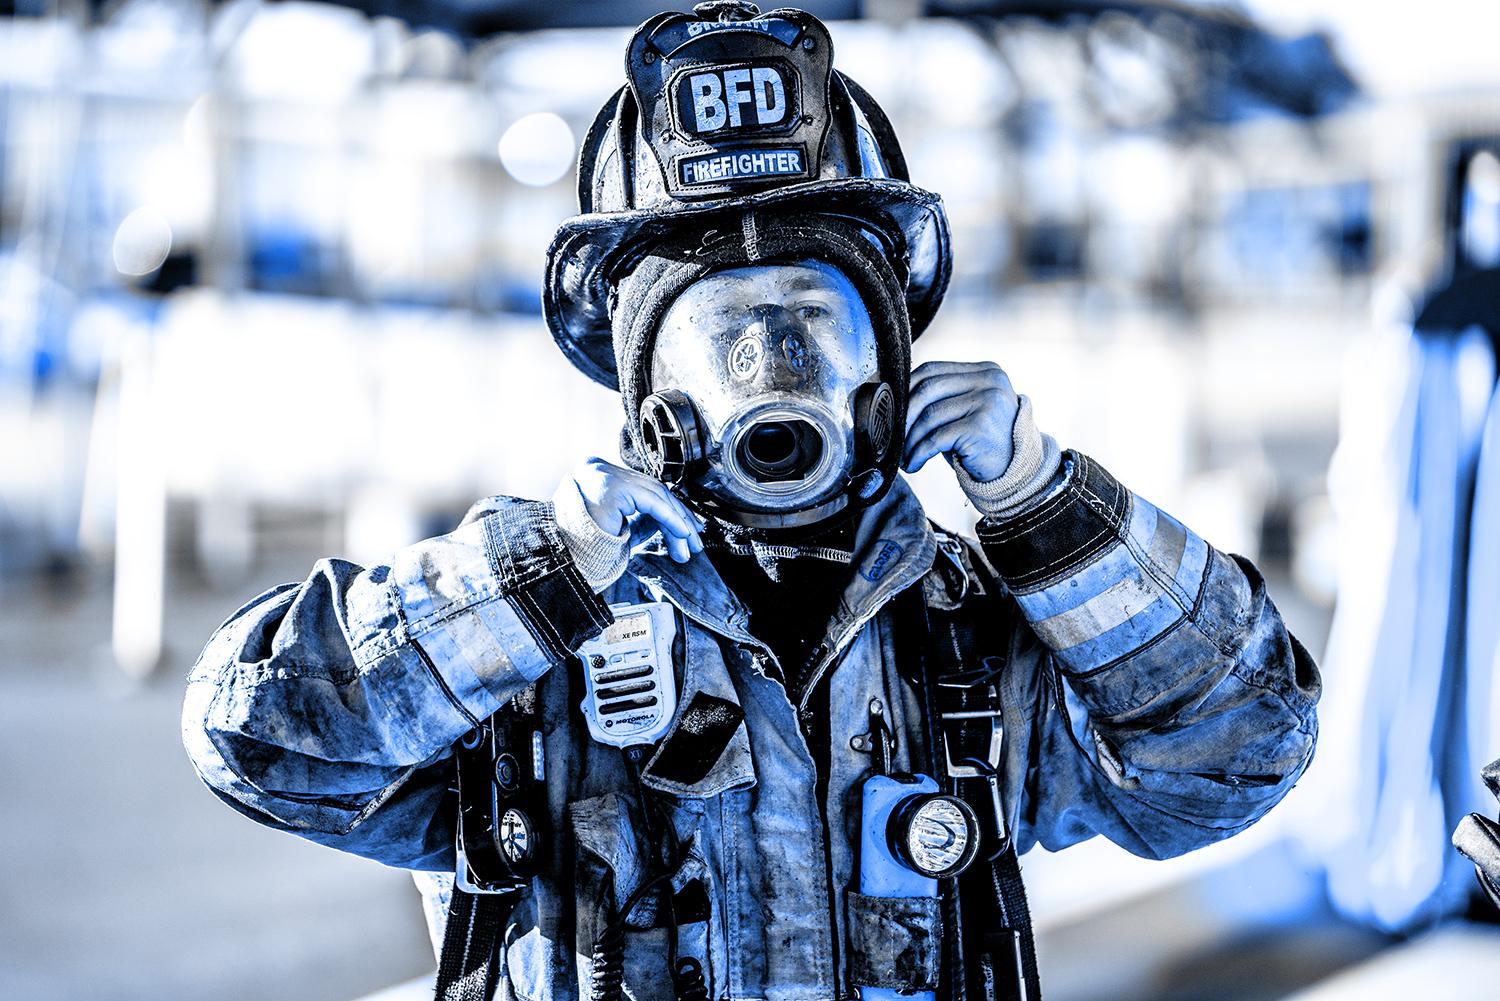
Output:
[
  {"xmin": 845, "ymin": 890, "xmax": 942, "ymax": 992},
  {"xmin": 570, "ymin": 791, "xmax": 714, "ymax": 999}
]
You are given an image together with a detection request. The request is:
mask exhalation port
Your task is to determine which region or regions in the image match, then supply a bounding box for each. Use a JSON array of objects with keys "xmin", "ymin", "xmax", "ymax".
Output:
[{"xmin": 738, "ymin": 419, "xmax": 824, "ymax": 482}]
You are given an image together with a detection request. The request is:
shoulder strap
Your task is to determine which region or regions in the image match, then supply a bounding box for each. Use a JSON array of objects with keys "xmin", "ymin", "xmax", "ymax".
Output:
[
  {"xmin": 434, "ymin": 683, "xmax": 546, "ymax": 1001},
  {"xmin": 433, "ymin": 886, "xmax": 517, "ymax": 1001},
  {"xmin": 972, "ymin": 847, "xmax": 1041, "ymax": 1001},
  {"xmin": 894, "ymin": 559, "xmax": 1042, "ymax": 1001}
]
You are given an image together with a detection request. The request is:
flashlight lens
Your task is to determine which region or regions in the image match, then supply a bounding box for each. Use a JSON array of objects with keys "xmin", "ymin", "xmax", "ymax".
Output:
[
  {"xmin": 890, "ymin": 793, "xmax": 981, "ymax": 878},
  {"xmin": 908, "ymin": 800, "xmax": 968, "ymax": 870}
]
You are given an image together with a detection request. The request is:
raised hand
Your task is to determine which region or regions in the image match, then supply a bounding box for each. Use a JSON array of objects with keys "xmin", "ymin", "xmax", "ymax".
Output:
[
  {"xmin": 568, "ymin": 457, "xmax": 705, "ymax": 563},
  {"xmin": 902, "ymin": 360, "xmax": 1021, "ymax": 484}
]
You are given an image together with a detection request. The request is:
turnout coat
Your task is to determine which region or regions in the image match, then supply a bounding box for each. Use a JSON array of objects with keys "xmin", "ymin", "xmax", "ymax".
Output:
[{"xmin": 183, "ymin": 452, "xmax": 1319, "ymax": 1001}]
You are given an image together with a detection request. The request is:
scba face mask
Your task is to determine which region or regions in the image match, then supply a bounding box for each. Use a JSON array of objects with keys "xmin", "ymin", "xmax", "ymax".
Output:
[{"xmin": 638, "ymin": 260, "xmax": 897, "ymax": 529}]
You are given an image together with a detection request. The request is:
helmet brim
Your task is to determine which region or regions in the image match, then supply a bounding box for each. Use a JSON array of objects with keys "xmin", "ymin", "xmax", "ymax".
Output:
[{"xmin": 544, "ymin": 176, "xmax": 951, "ymax": 390}]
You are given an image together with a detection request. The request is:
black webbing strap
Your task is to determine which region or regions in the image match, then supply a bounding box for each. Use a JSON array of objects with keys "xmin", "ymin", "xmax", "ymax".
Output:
[
  {"xmin": 432, "ymin": 885, "xmax": 518, "ymax": 1001},
  {"xmin": 436, "ymin": 682, "xmax": 544, "ymax": 1001},
  {"xmin": 983, "ymin": 844, "xmax": 1041, "ymax": 1001},
  {"xmin": 895, "ymin": 568, "xmax": 1042, "ymax": 1001}
]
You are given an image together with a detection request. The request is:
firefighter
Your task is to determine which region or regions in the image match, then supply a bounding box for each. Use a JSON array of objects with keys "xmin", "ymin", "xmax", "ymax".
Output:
[{"xmin": 185, "ymin": 5, "xmax": 1319, "ymax": 999}]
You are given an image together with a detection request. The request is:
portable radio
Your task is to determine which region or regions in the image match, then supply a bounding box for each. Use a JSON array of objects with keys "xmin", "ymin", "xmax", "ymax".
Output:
[
  {"xmin": 455, "ymin": 700, "xmax": 547, "ymax": 895},
  {"xmin": 577, "ymin": 600, "xmax": 679, "ymax": 748}
]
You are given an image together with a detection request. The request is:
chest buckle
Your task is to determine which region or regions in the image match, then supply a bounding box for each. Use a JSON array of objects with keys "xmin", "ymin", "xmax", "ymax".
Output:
[{"xmin": 939, "ymin": 684, "xmax": 1008, "ymax": 858}]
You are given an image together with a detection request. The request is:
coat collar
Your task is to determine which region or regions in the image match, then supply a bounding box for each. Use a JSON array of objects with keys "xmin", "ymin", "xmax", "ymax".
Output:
[{"xmin": 629, "ymin": 476, "xmax": 938, "ymax": 707}]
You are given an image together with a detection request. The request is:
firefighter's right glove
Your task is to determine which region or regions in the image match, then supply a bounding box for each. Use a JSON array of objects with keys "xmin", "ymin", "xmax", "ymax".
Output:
[{"xmin": 553, "ymin": 457, "xmax": 705, "ymax": 592}]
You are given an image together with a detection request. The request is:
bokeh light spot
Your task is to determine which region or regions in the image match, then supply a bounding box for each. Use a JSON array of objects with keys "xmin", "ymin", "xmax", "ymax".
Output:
[
  {"xmin": 498, "ymin": 112, "xmax": 576, "ymax": 187},
  {"xmin": 113, "ymin": 207, "xmax": 173, "ymax": 276}
]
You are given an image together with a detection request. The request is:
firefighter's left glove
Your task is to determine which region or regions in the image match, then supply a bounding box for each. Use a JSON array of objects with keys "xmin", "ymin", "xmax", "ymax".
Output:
[
  {"xmin": 553, "ymin": 457, "xmax": 706, "ymax": 592},
  {"xmin": 903, "ymin": 360, "xmax": 1062, "ymax": 520}
]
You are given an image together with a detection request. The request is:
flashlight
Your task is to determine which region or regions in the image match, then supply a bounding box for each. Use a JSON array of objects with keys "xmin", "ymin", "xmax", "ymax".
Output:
[{"xmin": 858, "ymin": 773, "xmax": 981, "ymax": 1001}]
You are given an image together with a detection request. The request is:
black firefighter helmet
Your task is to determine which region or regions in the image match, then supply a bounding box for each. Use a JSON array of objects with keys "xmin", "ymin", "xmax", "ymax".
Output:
[{"xmin": 543, "ymin": 1, "xmax": 953, "ymax": 391}]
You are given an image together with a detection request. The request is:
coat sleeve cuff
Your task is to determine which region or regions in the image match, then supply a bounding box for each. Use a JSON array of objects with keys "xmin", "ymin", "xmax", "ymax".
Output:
[
  {"xmin": 977, "ymin": 452, "xmax": 1216, "ymax": 681},
  {"xmin": 975, "ymin": 451, "xmax": 1130, "ymax": 590},
  {"xmin": 551, "ymin": 478, "xmax": 631, "ymax": 593},
  {"xmin": 393, "ymin": 498, "xmax": 612, "ymax": 719},
  {"xmin": 477, "ymin": 497, "xmax": 614, "ymax": 660}
]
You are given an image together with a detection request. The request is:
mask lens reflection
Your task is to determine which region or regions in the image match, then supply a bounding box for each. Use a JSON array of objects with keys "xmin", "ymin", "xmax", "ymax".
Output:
[{"xmin": 739, "ymin": 420, "xmax": 824, "ymax": 481}]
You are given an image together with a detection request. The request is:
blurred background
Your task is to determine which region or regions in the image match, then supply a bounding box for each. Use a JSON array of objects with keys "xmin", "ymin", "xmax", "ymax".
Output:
[{"xmin": 4, "ymin": 0, "xmax": 1500, "ymax": 998}]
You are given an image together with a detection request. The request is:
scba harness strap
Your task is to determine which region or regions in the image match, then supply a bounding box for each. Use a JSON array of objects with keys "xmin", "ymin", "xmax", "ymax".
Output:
[
  {"xmin": 436, "ymin": 532, "xmax": 1040, "ymax": 1001},
  {"xmin": 894, "ymin": 532, "xmax": 1040, "ymax": 1001},
  {"xmin": 434, "ymin": 887, "xmax": 512, "ymax": 1001},
  {"xmin": 433, "ymin": 684, "xmax": 543, "ymax": 1001}
]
